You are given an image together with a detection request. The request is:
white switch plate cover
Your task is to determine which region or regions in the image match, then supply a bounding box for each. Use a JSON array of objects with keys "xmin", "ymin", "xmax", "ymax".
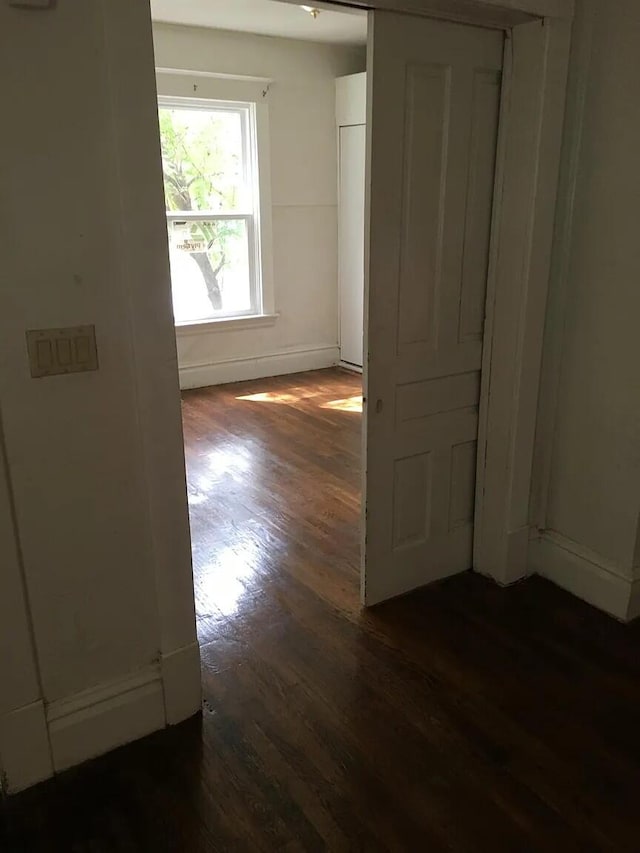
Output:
[{"xmin": 26, "ymin": 326, "xmax": 99, "ymax": 378}]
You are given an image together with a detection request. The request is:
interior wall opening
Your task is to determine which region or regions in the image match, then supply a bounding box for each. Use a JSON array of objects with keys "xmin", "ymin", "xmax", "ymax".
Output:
[{"xmin": 150, "ymin": 0, "xmax": 369, "ymax": 638}]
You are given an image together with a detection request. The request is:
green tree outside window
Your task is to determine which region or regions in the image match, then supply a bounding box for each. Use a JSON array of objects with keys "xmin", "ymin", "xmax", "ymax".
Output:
[{"xmin": 159, "ymin": 108, "xmax": 245, "ymax": 311}]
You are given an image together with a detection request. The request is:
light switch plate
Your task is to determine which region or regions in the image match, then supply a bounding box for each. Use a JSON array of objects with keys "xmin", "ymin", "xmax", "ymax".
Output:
[{"xmin": 26, "ymin": 326, "xmax": 98, "ymax": 378}]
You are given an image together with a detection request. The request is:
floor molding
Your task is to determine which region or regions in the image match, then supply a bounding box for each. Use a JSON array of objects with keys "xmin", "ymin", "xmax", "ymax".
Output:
[
  {"xmin": 46, "ymin": 665, "xmax": 166, "ymax": 774},
  {"xmin": 0, "ymin": 700, "xmax": 52, "ymax": 794},
  {"xmin": 529, "ymin": 531, "xmax": 636, "ymax": 621},
  {"xmin": 161, "ymin": 642, "xmax": 202, "ymax": 726},
  {"xmin": 628, "ymin": 579, "xmax": 640, "ymax": 622},
  {"xmin": 178, "ymin": 345, "xmax": 340, "ymax": 390},
  {"xmin": 338, "ymin": 361, "xmax": 363, "ymax": 374},
  {"xmin": 4, "ymin": 654, "xmax": 203, "ymax": 791}
]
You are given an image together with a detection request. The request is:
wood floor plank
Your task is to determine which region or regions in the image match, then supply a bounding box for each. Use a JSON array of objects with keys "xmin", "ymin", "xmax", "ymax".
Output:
[{"xmin": 4, "ymin": 368, "xmax": 640, "ymax": 852}]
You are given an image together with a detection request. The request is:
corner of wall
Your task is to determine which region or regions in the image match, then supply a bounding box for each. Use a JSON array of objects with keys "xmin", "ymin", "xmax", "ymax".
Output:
[
  {"xmin": 161, "ymin": 643, "xmax": 202, "ymax": 725},
  {"xmin": 0, "ymin": 0, "xmax": 201, "ymax": 794},
  {"xmin": 528, "ymin": 530, "xmax": 637, "ymax": 622},
  {"xmin": 627, "ymin": 579, "xmax": 640, "ymax": 622},
  {"xmin": 527, "ymin": 0, "xmax": 597, "ymax": 532},
  {"xmin": 0, "ymin": 701, "xmax": 52, "ymax": 795},
  {"xmin": 2, "ymin": 649, "xmax": 202, "ymax": 792},
  {"xmin": 46, "ymin": 666, "xmax": 166, "ymax": 775}
]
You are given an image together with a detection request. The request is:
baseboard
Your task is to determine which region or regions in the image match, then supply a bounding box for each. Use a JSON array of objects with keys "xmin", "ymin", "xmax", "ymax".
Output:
[
  {"xmin": 627, "ymin": 579, "xmax": 640, "ymax": 621},
  {"xmin": 0, "ymin": 700, "xmax": 53, "ymax": 794},
  {"xmin": 506, "ymin": 526, "xmax": 531, "ymax": 578},
  {"xmin": 474, "ymin": 525, "xmax": 532, "ymax": 586},
  {"xmin": 179, "ymin": 345, "xmax": 340, "ymax": 390},
  {"xmin": 338, "ymin": 360, "xmax": 363, "ymax": 374},
  {"xmin": 161, "ymin": 642, "xmax": 202, "ymax": 725},
  {"xmin": 529, "ymin": 531, "xmax": 636, "ymax": 621},
  {"xmin": 5, "ymin": 650, "xmax": 203, "ymax": 790},
  {"xmin": 46, "ymin": 665, "xmax": 166, "ymax": 773}
]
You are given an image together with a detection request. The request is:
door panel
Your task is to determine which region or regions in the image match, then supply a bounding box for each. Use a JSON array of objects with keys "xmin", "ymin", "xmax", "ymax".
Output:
[
  {"xmin": 363, "ymin": 11, "xmax": 503, "ymax": 605},
  {"xmin": 339, "ymin": 124, "xmax": 366, "ymax": 368}
]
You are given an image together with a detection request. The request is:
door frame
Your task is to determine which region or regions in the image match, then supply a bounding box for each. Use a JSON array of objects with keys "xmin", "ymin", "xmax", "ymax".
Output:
[
  {"xmin": 285, "ymin": 0, "xmax": 573, "ymax": 590},
  {"xmin": 118, "ymin": 0, "xmax": 574, "ymax": 653},
  {"xmin": 470, "ymin": 11, "xmax": 571, "ymax": 586}
]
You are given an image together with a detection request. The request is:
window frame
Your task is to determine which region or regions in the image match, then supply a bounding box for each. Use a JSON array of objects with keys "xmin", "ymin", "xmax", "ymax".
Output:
[{"xmin": 158, "ymin": 95, "xmax": 266, "ymax": 325}]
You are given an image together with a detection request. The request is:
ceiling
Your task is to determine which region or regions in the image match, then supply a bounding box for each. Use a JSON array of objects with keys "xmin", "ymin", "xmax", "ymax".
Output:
[{"xmin": 150, "ymin": 0, "xmax": 368, "ymax": 46}]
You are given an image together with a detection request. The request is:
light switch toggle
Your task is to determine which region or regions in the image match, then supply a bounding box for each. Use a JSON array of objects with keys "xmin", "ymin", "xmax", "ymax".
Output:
[{"xmin": 26, "ymin": 326, "xmax": 98, "ymax": 378}]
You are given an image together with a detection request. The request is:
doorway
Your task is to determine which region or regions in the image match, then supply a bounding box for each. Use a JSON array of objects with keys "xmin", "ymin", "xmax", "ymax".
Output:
[
  {"xmin": 151, "ymin": 0, "xmax": 370, "ymax": 630},
  {"xmin": 152, "ymin": 0, "xmax": 514, "ymax": 626},
  {"xmin": 143, "ymin": 0, "xmax": 571, "ymax": 646}
]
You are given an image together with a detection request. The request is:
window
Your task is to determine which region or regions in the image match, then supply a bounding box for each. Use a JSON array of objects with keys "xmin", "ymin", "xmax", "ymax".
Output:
[{"xmin": 158, "ymin": 99, "xmax": 262, "ymax": 324}]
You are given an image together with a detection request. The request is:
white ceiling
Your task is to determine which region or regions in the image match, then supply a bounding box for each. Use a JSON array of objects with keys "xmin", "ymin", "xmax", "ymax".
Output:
[{"xmin": 150, "ymin": 0, "xmax": 368, "ymax": 46}]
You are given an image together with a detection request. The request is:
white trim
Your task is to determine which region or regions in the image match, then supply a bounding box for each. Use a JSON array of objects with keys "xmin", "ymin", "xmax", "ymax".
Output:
[
  {"xmin": 357, "ymin": 7, "xmax": 571, "ymax": 605},
  {"xmin": 156, "ymin": 67, "xmax": 272, "ymax": 85},
  {"xmin": 336, "ymin": 72, "xmax": 367, "ymax": 127},
  {"xmin": 336, "ymin": 76, "xmax": 366, "ymax": 379},
  {"xmin": 161, "ymin": 642, "xmax": 202, "ymax": 726},
  {"xmin": 628, "ymin": 581, "xmax": 640, "ymax": 622},
  {"xmin": 179, "ymin": 345, "xmax": 340, "ymax": 390},
  {"xmin": 0, "ymin": 700, "xmax": 52, "ymax": 794},
  {"xmin": 1, "ymin": 650, "xmax": 203, "ymax": 791},
  {"xmin": 155, "ymin": 70, "xmax": 271, "ymax": 104},
  {"xmin": 529, "ymin": 531, "xmax": 638, "ymax": 622},
  {"xmin": 46, "ymin": 667, "xmax": 160, "ymax": 725},
  {"xmin": 157, "ymin": 73, "xmax": 275, "ymax": 323},
  {"xmin": 530, "ymin": 0, "xmax": 597, "ymax": 531},
  {"xmin": 166, "ymin": 211, "xmax": 253, "ymax": 222},
  {"xmin": 473, "ymin": 28, "xmax": 512, "ymax": 581},
  {"xmin": 505, "ymin": 525, "xmax": 532, "ymax": 581},
  {"xmin": 101, "ymin": 0, "xmax": 198, "ymax": 658},
  {"xmin": 278, "ymin": 0, "xmax": 573, "ymax": 24},
  {"xmin": 176, "ymin": 313, "xmax": 279, "ymax": 335},
  {"xmin": 47, "ymin": 665, "xmax": 166, "ymax": 773},
  {"xmin": 474, "ymin": 16, "xmax": 572, "ymax": 586},
  {"xmin": 254, "ymin": 100, "xmax": 275, "ymax": 315},
  {"xmin": 159, "ymin": 97, "xmax": 262, "ymax": 320},
  {"xmin": 339, "ymin": 361, "xmax": 363, "ymax": 374}
]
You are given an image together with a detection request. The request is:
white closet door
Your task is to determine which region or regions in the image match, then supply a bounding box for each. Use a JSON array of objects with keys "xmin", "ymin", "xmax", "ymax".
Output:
[
  {"xmin": 339, "ymin": 123, "xmax": 366, "ymax": 368},
  {"xmin": 363, "ymin": 11, "xmax": 503, "ymax": 605}
]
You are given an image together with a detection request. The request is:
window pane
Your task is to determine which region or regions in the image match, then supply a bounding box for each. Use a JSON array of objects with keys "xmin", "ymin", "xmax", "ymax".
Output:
[
  {"xmin": 159, "ymin": 107, "xmax": 247, "ymax": 213},
  {"xmin": 168, "ymin": 219, "xmax": 252, "ymax": 323}
]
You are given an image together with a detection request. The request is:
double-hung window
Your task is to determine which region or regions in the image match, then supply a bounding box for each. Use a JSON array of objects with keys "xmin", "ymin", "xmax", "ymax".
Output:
[{"xmin": 158, "ymin": 98, "xmax": 262, "ymax": 324}]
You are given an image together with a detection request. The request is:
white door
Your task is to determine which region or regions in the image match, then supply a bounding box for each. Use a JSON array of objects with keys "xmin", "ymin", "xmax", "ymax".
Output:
[
  {"xmin": 363, "ymin": 11, "xmax": 503, "ymax": 605},
  {"xmin": 339, "ymin": 123, "xmax": 366, "ymax": 368}
]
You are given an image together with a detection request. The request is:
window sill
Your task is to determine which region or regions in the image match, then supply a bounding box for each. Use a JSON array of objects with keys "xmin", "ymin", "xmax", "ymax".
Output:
[{"xmin": 175, "ymin": 313, "xmax": 279, "ymax": 336}]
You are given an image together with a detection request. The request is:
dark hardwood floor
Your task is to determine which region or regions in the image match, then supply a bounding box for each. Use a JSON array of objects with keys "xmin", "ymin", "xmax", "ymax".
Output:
[{"xmin": 4, "ymin": 368, "xmax": 640, "ymax": 851}]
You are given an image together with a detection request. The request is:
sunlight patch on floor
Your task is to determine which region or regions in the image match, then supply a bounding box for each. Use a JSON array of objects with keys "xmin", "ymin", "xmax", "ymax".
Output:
[
  {"xmin": 197, "ymin": 541, "xmax": 263, "ymax": 617},
  {"xmin": 237, "ymin": 391, "xmax": 301, "ymax": 404},
  {"xmin": 187, "ymin": 491, "xmax": 210, "ymax": 507},
  {"xmin": 236, "ymin": 388, "xmax": 327, "ymax": 405},
  {"xmin": 206, "ymin": 444, "xmax": 253, "ymax": 478},
  {"xmin": 321, "ymin": 395, "xmax": 363, "ymax": 413}
]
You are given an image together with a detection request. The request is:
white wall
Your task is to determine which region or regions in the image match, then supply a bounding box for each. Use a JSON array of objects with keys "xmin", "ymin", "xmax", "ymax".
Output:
[
  {"xmin": 531, "ymin": 0, "xmax": 640, "ymax": 619},
  {"xmin": 0, "ymin": 0, "xmax": 200, "ymax": 792},
  {"xmin": 0, "ymin": 413, "xmax": 53, "ymax": 790},
  {"xmin": 152, "ymin": 23, "xmax": 366, "ymax": 388}
]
